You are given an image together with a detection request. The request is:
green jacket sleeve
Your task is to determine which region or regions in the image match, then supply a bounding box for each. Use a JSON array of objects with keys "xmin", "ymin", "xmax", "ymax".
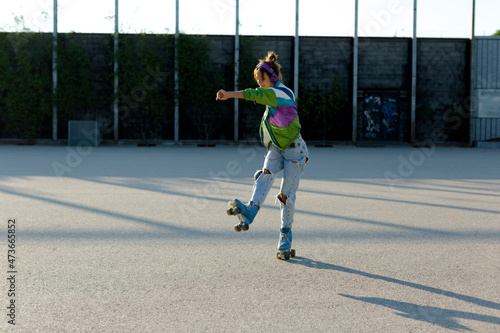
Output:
[{"xmin": 243, "ymin": 88, "xmax": 278, "ymax": 107}]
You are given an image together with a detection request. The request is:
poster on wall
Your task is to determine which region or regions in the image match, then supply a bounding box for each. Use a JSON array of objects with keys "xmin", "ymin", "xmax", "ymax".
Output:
[{"xmin": 363, "ymin": 92, "xmax": 399, "ymax": 141}]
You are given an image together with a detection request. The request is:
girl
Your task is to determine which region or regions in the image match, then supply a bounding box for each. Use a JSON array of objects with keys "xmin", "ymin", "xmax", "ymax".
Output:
[{"xmin": 216, "ymin": 51, "xmax": 309, "ymax": 260}]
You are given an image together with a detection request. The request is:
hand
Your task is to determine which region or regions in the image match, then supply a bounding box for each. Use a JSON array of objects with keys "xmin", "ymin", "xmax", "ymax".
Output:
[{"xmin": 216, "ymin": 89, "xmax": 228, "ymax": 101}]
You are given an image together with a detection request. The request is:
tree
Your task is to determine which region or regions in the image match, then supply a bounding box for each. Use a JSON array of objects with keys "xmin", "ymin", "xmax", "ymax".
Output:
[{"xmin": 494, "ymin": 30, "xmax": 500, "ymax": 36}]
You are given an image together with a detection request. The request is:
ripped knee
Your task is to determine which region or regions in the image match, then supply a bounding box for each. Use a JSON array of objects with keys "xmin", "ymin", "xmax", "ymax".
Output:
[
  {"xmin": 254, "ymin": 168, "xmax": 272, "ymax": 181},
  {"xmin": 278, "ymin": 193, "xmax": 288, "ymax": 205}
]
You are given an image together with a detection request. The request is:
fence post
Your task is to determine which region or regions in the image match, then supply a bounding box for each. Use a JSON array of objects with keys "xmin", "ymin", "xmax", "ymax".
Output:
[
  {"xmin": 234, "ymin": 0, "xmax": 239, "ymax": 143},
  {"xmin": 113, "ymin": 0, "xmax": 119, "ymax": 143},
  {"xmin": 352, "ymin": 0, "xmax": 359, "ymax": 143},
  {"xmin": 294, "ymin": 0, "xmax": 299, "ymax": 100},
  {"xmin": 52, "ymin": 0, "xmax": 58, "ymax": 142},
  {"xmin": 411, "ymin": 0, "xmax": 417, "ymax": 145},
  {"xmin": 469, "ymin": 0, "xmax": 476, "ymax": 146},
  {"xmin": 174, "ymin": 0, "xmax": 180, "ymax": 143}
]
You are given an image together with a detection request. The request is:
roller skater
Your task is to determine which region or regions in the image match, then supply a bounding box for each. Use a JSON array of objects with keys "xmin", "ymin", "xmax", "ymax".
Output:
[{"xmin": 217, "ymin": 51, "xmax": 309, "ymax": 260}]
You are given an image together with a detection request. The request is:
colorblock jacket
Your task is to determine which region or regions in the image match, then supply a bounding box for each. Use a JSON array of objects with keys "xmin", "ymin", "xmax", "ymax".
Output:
[{"xmin": 243, "ymin": 81, "xmax": 301, "ymax": 151}]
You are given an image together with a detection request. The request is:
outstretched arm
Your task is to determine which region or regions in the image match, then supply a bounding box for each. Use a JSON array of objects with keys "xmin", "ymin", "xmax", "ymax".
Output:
[{"xmin": 216, "ymin": 89, "xmax": 244, "ymax": 101}]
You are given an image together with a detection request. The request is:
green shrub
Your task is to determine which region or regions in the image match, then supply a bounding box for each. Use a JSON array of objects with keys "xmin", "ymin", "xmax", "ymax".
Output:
[
  {"xmin": 0, "ymin": 33, "xmax": 52, "ymax": 140},
  {"xmin": 177, "ymin": 34, "xmax": 225, "ymax": 143}
]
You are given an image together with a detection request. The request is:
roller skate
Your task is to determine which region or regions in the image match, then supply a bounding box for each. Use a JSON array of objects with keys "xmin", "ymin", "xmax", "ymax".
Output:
[
  {"xmin": 226, "ymin": 199, "xmax": 258, "ymax": 232},
  {"xmin": 276, "ymin": 228, "xmax": 296, "ymax": 260}
]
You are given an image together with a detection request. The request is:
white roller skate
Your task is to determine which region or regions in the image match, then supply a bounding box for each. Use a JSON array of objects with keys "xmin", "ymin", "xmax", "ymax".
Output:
[{"xmin": 276, "ymin": 227, "xmax": 296, "ymax": 260}]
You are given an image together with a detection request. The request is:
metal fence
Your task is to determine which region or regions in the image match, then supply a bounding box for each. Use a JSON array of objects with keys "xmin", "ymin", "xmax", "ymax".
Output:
[
  {"xmin": 3, "ymin": 1, "xmax": 499, "ymax": 145},
  {"xmin": 473, "ymin": 37, "xmax": 500, "ymax": 142}
]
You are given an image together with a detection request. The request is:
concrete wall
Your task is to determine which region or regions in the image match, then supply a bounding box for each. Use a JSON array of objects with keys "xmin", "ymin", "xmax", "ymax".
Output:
[
  {"xmin": 416, "ymin": 38, "xmax": 470, "ymax": 143},
  {"xmin": 297, "ymin": 37, "xmax": 353, "ymax": 141},
  {"xmin": 299, "ymin": 37, "xmax": 352, "ymax": 92},
  {"xmin": 356, "ymin": 38, "xmax": 411, "ymax": 142}
]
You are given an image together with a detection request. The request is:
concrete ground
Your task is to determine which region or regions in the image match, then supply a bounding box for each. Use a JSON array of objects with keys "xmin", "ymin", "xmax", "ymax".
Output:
[{"xmin": 0, "ymin": 144, "xmax": 499, "ymax": 332}]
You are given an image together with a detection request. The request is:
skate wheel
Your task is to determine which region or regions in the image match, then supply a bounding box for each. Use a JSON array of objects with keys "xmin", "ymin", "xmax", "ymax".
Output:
[
  {"xmin": 276, "ymin": 251, "xmax": 290, "ymax": 260},
  {"xmin": 234, "ymin": 224, "xmax": 242, "ymax": 232},
  {"xmin": 290, "ymin": 249, "xmax": 296, "ymax": 257},
  {"xmin": 241, "ymin": 223, "xmax": 249, "ymax": 231},
  {"xmin": 227, "ymin": 208, "xmax": 233, "ymax": 215}
]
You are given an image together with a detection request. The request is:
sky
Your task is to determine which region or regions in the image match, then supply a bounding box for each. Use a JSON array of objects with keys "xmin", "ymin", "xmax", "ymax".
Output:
[{"xmin": 0, "ymin": 0, "xmax": 499, "ymax": 38}]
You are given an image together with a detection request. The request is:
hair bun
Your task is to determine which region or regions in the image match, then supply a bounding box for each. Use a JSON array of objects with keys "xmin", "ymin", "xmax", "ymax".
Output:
[
  {"xmin": 257, "ymin": 51, "xmax": 282, "ymax": 83},
  {"xmin": 266, "ymin": 51, "xmax": 278, "ymax": 63}
]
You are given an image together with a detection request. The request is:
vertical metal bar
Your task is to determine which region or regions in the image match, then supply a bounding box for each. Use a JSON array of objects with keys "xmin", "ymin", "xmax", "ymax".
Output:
[
  {"xmin": 480, "ymin": 118, "xmax": 485, "ymax": 141},
  {"xmin": 234, "ymin": 0, "xmax": 239, "ymax": 143},
  {"xmin": 469, "ymin": 0, "xmax": 476, "ymax": 146},
  {"xmin": 294, "ymin": 0, "xmax": 299, "ymax": 100},
  {"xmin": 411, "ymin": 0, "xmax": 417, "ymax": 145},
  {"xmin": 488, "ymin": 117, "xmax": 492, "ymax": 140},
  {"xmin": 174, "ymin": 0, "xmax": 180, "ymax": 143},
  {"xmin": 113, "ymin": 0, "xmax": 119, "ymax": 143},
  {"xmin": 52, "ymin": 0, "xmax": 58, "ymax": 142},
  {"xmin": 352, "ymin": 0, "xmax": 359, "ymax": 143}
]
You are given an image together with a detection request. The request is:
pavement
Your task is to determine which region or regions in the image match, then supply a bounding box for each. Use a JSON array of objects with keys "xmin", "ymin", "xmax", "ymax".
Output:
[{"xmin": 0, "ymin": 144, "xmax": 499, "ymax": 332}]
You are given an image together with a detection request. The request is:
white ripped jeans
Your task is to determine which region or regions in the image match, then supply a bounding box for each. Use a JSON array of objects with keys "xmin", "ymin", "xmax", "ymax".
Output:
[{"xmin": 249, "ymin": 135, "xmax": 309, "ymax": 229}]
